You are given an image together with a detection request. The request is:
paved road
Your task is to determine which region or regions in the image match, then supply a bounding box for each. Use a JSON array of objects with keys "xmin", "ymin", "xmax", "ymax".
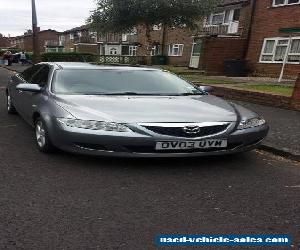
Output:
[{"xmin": 0, "ymin": 67, "xmax": 300, "ymax": 250}]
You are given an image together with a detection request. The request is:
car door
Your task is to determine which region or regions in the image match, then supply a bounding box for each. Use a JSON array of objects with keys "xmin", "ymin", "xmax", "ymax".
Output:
[
  {"xmin": 21, "ymin": 65, "xmax": 51, "ymax": 123},
  {"xmin": 11, "ymin": 65, "xmax": 42, "ymax": 115}
]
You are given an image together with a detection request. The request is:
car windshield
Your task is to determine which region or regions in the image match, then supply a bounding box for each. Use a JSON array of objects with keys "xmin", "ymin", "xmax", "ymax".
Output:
[{"xmin": 52, "ymin": 69, "xmax": 204, "ymax": 96}]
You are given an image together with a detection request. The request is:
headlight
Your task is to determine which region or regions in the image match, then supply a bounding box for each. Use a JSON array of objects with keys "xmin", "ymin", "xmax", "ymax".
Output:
[
  {"xmin": 57, "ymin": 118, "xmax": 130, "ymax": 132},
  {"xmin": 237, "ymin": 117, "xmax": 266, "ymax": 130}
]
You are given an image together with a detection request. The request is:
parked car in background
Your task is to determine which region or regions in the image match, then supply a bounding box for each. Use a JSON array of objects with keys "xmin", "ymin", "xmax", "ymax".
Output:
[
  {"xmin": 6, "ymin": 62, "xmax": 269, "ymax": 157},
  {"xmin": 12, "ymin": 53, "xmax": 20, "ymax": 63}
]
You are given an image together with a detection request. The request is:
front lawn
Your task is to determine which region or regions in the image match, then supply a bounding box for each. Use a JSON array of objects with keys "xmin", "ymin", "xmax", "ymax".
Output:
[{"xmin": 236, "ymin": 84, "xmax": 293, "ymax": 96}]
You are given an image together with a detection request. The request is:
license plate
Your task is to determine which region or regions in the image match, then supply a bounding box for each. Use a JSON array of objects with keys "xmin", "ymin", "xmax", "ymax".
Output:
[{"xmin": 155, "ymin": 139, "xmax": 228, "ymax": 150}]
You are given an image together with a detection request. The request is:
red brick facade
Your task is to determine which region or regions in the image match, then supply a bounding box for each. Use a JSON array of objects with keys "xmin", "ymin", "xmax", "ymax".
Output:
[
  {"xmin": 137, "ymin": 26, "xmax": 193, "ymax": 66},
  {"xmin": 9, "ymin": 29, "xmax": 59, "ymax": 53},
  {"xmin": 246, "ymin": 0, "xmax": 300, "ymax": 78},
  {"xmin": 199, "ymin": 37, "xmax": 247, "ymax": 75},
  {"xmin": 212, "ymin": 85, "xmax": 294, "ymax": 110},
  {"xmin": 0, "ymin": 36, "xmax": 10, "ymax": 48}
]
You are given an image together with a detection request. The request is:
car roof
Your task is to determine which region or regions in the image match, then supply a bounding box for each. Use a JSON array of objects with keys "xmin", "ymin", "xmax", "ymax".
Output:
[{"xmin": 44, "ymin": 62, "xmax": 160, "ymax": 71}]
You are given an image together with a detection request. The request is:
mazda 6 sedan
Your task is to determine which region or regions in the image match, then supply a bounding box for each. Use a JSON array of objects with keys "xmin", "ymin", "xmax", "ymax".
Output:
[{"xmin": 6, "ymin": 62, "xmax": 269, "ymax": 157}]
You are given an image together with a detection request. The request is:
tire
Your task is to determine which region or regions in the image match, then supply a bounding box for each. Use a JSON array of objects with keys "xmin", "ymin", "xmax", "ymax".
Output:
[
  {"xmin": 35, "ymin": 118, "xmax": 56, "ymax": 153},
  {"xmin": 6, "ymin": 92, "xmax": 17, "ymax": 114}
]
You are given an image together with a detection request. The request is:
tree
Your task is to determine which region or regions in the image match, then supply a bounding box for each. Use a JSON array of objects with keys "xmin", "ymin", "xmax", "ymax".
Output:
[{"xmin": 88, "ymin": 0, "xmax": 219, "ymax": 59}]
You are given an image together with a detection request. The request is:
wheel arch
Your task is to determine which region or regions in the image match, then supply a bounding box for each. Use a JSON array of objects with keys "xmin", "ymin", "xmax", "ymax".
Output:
[{"xmin": 32, "ymin": 112, "xmax": 41, "ymax": 125}]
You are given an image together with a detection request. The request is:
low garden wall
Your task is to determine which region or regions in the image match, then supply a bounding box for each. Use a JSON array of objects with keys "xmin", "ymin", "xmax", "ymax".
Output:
[
  {"xmin": 211, "ymin": 87, "xmax": 296, "ymax": 111},
  {"xmin": 211, "ymin": 74, "xmax": 300, "ymax": 111}
]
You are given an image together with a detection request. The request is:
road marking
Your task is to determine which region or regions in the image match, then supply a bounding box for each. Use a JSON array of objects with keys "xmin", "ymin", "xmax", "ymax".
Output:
[
  {"xmin": 285, "ymin": 185, "xmax": 300, "ymax": 188},
  {"xmin": 0, "ymin": 125, "xmax": 17, "ymax": 128}
]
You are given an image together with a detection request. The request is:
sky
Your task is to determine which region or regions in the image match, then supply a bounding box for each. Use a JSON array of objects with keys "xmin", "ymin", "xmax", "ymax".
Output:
[{"xmin": 0, "ymin": 0, "xmax": 97, "ymax": 37}]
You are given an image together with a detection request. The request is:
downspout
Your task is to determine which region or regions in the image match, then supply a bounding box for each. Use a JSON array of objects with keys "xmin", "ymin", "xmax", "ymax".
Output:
[
  {"xmin": 244, "ymin": 0, "xmax": 257, "ymax": 59},
  {"xmin": 161, "ymin": 23, "xmax": 167, "ymax": 56}
]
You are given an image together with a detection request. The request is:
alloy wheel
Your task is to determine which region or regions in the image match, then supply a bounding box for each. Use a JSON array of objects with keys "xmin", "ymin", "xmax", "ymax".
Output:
[{"xmin": 36, "ymin": 121, "xmax": 46, "ymax": 148}]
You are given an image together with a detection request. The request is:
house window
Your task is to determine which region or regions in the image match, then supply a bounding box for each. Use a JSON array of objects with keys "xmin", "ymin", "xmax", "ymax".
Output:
[
  {"xmin": 129, "ymin": 46, "xmax": 137, "ymax": 56},
  {"xmin": 273, "ymin": 0, "xmax": 300, "ymax": 6},
  {"xmin": 153, "ymin": 24, "xmax": 162, "ymax": 31},
  {"xmin": 151, "ymin": 45, "xmax": 161, "ymax": 56},
  {"xmin": 122, "ymin": 34, "xmax": 128, "ymax": 42},
  {"xmin": 109, "ymin": 48, "xmax": 118, "ymax": 55},
  {"xmin": 70, "ymin": 33, "xmax": 74, "ymax": 40},
  {"xmin": 211, "ymin": 13, "xmax": 225, "ymax": 25},
  {"xmin": 129, "ymin": 28, "xmax": 137, "ymax": 35},
  {"xmin": 260, "ymin": 37, "xmax": 300, "ymax": 63},
  {"xmin": 206, "ymin": 9, "xmax": 241, "ymax": 26},
  {"xmin": 168, "ymin": 44, "xmax": 184, "ymax": 56},
  {"xmin": 122, "ymin": 45, "xmax": 137, "ymax": 56},
  {"xmin": 289, "ymin": 39, "xmax": 300, "ymax": 62}
]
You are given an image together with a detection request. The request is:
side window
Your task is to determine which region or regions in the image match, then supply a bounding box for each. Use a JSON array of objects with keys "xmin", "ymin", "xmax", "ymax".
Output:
[
  {"xmin": 20, "ymin": 65, "xmax": 42, "ymax": 82},
  {"xmin": 31, "ymin": 66, "xmax": 50, "ymax": 87}
]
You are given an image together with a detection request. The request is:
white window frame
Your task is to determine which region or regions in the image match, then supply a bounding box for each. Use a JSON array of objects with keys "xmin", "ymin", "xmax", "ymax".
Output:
[
  {"xmin": 259, "ymin": 37, "xmax": 300, "ymax": 64},
  {"xmin": 151, "ymin": 45, "xmax": 161, "ymax": 56},
  {"xmin": 205, "ymin": 9, "xmax": 240, "ymax": 27},
  {"xmin": 129, "ymin": 27, "xmax": 137, "ymax": 35},
  {"xmin": 168, "ymin": 44, "xmax": 184, "ymax": 56},
  {"xmin": 109, "ymin": 48, "xmax": 118, "ymax": 55},
  {"xmin": 272, "ymin": 0, "xmax": 300, "ymax": 7},
  {"xmin": 121, "ymin": 34, "xmax": 128, "ymax": 42},
  {"xmin": 69, "ymin": 33, "xmax": 74, "ymax": 40},
  {"xmin": 129, "ymin": 46, "xmax": 137, "ymax": 56},
  {"xmin": 153, "ymin": 24, "xmax": 162, "ymax": 31}
]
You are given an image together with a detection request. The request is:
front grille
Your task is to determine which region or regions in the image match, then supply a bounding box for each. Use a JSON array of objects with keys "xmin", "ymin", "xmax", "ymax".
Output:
[{"xmin": 142, "ymin": 124, "xmax": 230, "ymax": 138}]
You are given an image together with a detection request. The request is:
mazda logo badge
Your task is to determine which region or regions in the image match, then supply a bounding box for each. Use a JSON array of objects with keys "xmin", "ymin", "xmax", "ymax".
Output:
[{"xmin": 183, "ymin": 125, "xmax": 201, "ymax": 134}]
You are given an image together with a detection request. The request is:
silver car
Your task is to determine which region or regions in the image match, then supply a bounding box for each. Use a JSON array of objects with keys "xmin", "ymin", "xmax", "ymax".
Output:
[{"xmin": 6, "ymin": 62, "xmax": 269, "ymax": 157}]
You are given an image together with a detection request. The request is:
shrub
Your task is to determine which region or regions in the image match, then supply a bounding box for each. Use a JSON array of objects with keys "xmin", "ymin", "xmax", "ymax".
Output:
[{"xmin": 41, "ymin": 52, "xmax": 96, "ymax": 62}]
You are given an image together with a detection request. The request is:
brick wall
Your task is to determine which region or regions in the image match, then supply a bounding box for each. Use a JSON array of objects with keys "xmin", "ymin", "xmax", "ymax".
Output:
[
  {"xmin": 10, "ymin": 30, "xmax": 59, "ymax": 53},
  {"xmin": 199, "ymin": 37, "xmax": 247, "ymax": 75},
  {"xmin": 246, "ymin": 0, "xmax": 300, "ymax": 78},
  {"xmin": 211, "ymin": 85, "xmax": 295, "ymax": 110}
]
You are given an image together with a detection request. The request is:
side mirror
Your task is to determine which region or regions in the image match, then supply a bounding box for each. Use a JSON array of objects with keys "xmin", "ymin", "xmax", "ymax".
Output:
[
  {"xmin": 16, "ymin": 83, "xmax": 42, "ymax": 93},
  {"xmin": 199, "ymin": 85, "xmax": 213, "ymax": 93}
]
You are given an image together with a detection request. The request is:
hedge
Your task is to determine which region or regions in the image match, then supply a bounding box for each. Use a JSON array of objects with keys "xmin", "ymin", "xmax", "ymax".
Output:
[{"xmin": 41, "ymin": 52, "xmax": 96, "ymax": 62}]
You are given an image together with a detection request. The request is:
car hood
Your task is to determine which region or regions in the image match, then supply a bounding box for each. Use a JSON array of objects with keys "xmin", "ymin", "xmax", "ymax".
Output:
[{"xmin": 54, "ymin": 95, "xmax": 238, "ymax": 123}]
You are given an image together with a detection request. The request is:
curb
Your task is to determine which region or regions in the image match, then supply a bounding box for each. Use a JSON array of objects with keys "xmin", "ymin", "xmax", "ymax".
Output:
[{"xmin": 259, "ymin": 144, "xmax": 300, "ymax": 162}]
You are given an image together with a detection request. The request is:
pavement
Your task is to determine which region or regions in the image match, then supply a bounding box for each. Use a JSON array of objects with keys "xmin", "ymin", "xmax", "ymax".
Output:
[
  {"xmin": 0, "ymin": 63, "xmax": 31, "ymax": 73},
  {"xmin": 1, "ymin": 66, "xmax": 300, "ymax": 249},
  {"xmin": 233, "ymin": 101, "xmax": 300, "ymax": 159}
]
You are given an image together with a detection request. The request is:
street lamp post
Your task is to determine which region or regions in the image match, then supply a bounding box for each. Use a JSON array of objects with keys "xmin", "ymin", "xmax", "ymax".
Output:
[{"xmin": 32, "ymin": 0, "xmax": 40, "ymax": 63}]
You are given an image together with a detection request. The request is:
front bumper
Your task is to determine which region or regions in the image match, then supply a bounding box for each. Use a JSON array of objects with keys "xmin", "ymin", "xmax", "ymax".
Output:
[{"xmin": 48, "ymin": 120, "xmax": 269, "ymax": 158}]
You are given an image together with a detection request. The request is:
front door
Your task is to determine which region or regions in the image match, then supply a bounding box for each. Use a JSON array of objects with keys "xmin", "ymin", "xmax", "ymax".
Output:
[{"xmin": 189, "ymin": 38, "xmax": 202, "ymax": 68}]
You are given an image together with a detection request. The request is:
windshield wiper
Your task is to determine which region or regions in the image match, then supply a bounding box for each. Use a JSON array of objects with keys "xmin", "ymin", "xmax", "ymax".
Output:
[
  {"xmin": 177, "ymin": 92, "xmax": 204, "ymax": 96},
  {"xmin": 104, "ymin": 92, "xmax": 142, "ymax": 95}
]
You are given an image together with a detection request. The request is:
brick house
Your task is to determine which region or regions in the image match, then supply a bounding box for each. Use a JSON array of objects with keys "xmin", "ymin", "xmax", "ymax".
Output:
[
  {"xmin": 9, "ymin": 29, "xmax": 60, "ymax": 53},
  {"xmin": 246, "ymin": 0, "xmax": 300, "ymax": 78},
  {"xmin": 99, "ymin": 30, "xmax": 139, "ymax": 57},
  {"xmin": 136, "ymin": 25, "xmax": 193, "ymax": 66},
  {"xmin": 59, "ymin": 25, "xmax": 98, "ymax": 54},
  {"xmin": 60, "ymin": 24, "xmax": 192, "ymax": 66},
  {"xmin": 190, "ymin": 0, "xmax": 253, "ymax": 75},
  {"xmin": 0, "ymin": 35, "xmax": 10, "ymax": 48}
]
